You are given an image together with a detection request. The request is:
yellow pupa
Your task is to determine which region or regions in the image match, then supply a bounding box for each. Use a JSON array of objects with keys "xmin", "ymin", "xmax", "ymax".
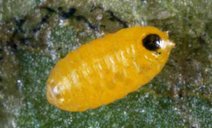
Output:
[{"xmin": 46, "ymin": 26, "xmax": 175, "ymax": 112}]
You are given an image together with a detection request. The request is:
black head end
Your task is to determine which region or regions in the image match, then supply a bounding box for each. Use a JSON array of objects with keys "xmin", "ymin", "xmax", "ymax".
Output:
[{"xmin": 142, "ymin": 34, "xmax": 161, "ymax": 51}]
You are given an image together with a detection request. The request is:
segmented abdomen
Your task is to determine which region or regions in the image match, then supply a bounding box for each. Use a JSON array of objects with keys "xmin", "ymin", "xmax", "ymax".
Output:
[
  {"xmin": 48, "ymin": 44, "xmax": 141, "ymax": 110},
  {"xmin": 50, "ymin": 44, "xmax": 142, "ymax": 111}
]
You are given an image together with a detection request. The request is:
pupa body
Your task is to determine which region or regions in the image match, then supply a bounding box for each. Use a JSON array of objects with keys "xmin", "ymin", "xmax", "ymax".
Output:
[{"xmin": 46, "ymin": 26, "xmax": 175, "ymax": 112}]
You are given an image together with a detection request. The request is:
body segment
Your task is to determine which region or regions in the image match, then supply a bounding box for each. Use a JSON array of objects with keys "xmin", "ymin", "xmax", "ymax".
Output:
[{"xmin": 46, "ymin": 26, "xmax": 175, "ymax": 112}]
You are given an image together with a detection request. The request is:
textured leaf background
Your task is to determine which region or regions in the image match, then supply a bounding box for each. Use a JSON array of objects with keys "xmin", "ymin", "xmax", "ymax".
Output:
[{"xmin": 0, "ymin": 0, "xmax": 211, "ymax": 128}]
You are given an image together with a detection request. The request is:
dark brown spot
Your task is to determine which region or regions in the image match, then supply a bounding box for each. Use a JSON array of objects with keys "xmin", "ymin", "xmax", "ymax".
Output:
[{"xmin": 143, "ymin": 34, "xmax": 161, "ymax": 51}]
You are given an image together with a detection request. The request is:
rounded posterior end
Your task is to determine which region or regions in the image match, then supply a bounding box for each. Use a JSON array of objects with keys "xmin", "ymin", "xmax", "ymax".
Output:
[
  {"xmin": 46, "ymin": 81, "xmax": 56, "ymax": 105},
  {"xmin": 46, "ymin": 79, "xmax": 64, "ymax": 107}
]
